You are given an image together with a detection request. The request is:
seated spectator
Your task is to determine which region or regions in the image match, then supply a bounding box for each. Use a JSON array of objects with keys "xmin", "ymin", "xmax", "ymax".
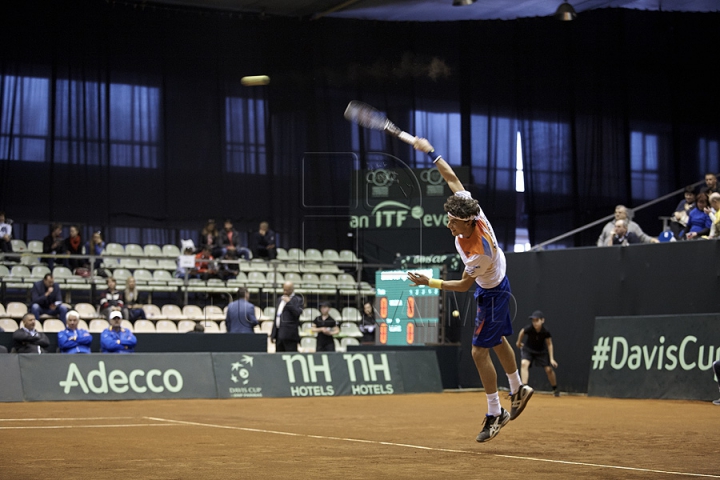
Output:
[
  {"xmin": 250, "ymin": 221, "xmax": 277, "ymax": 260},
  {"xmin": 175, "ymin": 240, "xmax": 196, "ymax": 279},
  {"xmin": 99, "ymin": 277, "xmax": 125, "ymax": 320},
  {"xmin": 218, "ymin": 218, "xmax": 251, "ymax": 260},
  {"xmin": 42, "ymin": 223, "xmax": 65, "ymax": 270},
  {"xmin": 217, "ymin": 248, "xmax": 240, "ymax": 280},
  {"xmin": 700, "ymin": 172, "xmax": 718, "ymax": 196},
  {"xmin": 669, "ymin": 186, "xmax": 696, "ymax": 239},
  {"xmin": 123, "ymin": 277, "xmax": 147, "ymax": 322},
  {"xmin": 63, "ymin": 225, "xmax": 84, "ymax": 271},
  {"xmin": 708, "ymin": 193, "xmax": 720, "ymax": 239},
  {"xmin": 199, "ymin": 218, "xmax": 221, "ymax": 257},
  {"xmin": 58, "ymin": 310, "xmax": 92, "ymax": 354},
  {"xmin": 0, "ymin": 211, "xmax": 13, "ymax": 253},
  {"xmin": 13, "ymin": 313, "xmax": 50, "ymax": 354},
  {"xmin": 225, "ymin": 287, "xmax": 258, "ymax": 333},
  {"xmin": 100, "ymin": 311, "xmax": 137, "ymax": 353},
  {"xmin": 597, "ymin": 205, "xmax": 658, "ymax": 246},
  {"xmin": 31, "ymin": 273, "xmax": 68, "ymax": 324},
  {"xmin": 359, "ymin": 301, "xmax": 377, "ymax": 345},
  {"xmin": 683, "ymin": 192, "xmax": 712, "ymax": 240},
  {"xmin": 193, "ymin": 245, "xmax": 218, "ymax": 280},
  {"xmin": 607, "ymin": 219, "xmax": 641, "ymax": 246},
  {"xmin": 311, "ymin": 302, "xmax": 339, "ymax": 352},
  {"xmin": 86, "ymin": 231, "xmax": 105, "ymax": 271}
]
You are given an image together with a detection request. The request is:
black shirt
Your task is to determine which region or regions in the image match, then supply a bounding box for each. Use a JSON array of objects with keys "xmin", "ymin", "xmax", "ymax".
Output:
[
  {"xmin": 313, "ymin": 316, "xmax": 337, "ymax": 352},
  {"xmin": 521, "ymin": 324, "xmax": 552, "ymax": 352}
]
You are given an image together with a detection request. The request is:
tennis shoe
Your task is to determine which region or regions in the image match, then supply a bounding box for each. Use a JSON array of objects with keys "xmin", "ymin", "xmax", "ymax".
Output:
[
  {"xmin": 476, "ymin": 408, "xmax": 510, "ymax": 443},
  {"xmin": 509, "ymin": 384, "xmax": 534, "ymax": 420},
  {"xmin": 713, "ymin": 398, "xmax": 720, "ymax": 406},
  {"xmin": 554, "ymin": 389, "xmax": 560, "ymax": 397}
]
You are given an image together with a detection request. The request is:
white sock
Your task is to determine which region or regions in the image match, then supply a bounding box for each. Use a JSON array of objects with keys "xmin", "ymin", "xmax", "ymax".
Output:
[
  {"xmin": 486, "ymin": 392, "xmax": 501, "ymax": 417},
  {"xmin": 507, "ymin": 370, "xmax": 522, "ymax": 395}
]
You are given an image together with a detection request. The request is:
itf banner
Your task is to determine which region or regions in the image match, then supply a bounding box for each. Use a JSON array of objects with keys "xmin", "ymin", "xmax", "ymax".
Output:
[
  {"xmin": 19, "ymin": 353, "xmax": 217, "ymax": 401},
  {"xmin": 588, "ymin": 314, "xmax": 720, "ymax": 400},
  {"xmin": 212, "ymin": 351, "xmax": 442, "ymax": 399}
]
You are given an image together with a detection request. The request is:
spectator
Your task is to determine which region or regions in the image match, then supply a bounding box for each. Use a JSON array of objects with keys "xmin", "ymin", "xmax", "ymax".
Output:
[
  {"xmin": 516, "ymin": 310, "xmax": 559, "ymax": 397},
  {"xmin": 218, "ymin": 219, "xmax": 252, "ymax": 260},
  {"xmin": 250, "ymin": 221, "xmax": 277, "ymax": 260},
  {"xmin": 30, "ymin": 273, "xmax": 68, "ymax": 324},
  {"xmin": 100, "ymin": 311, "xmax": 137, "ymax": 353},
  {"xmin": 359, "ymin": 301, "xmax": 377, "ymax": 345},
  {"xmin": 700, "ymin": 172, "xmax": 718, "ymax": 196},
  {"xmin": 225, "ymin": 287, "xmax": 258, "ymax": 333},
  {"xmin": 99, "ymin": 277, "xmax": 125, "ymax": 320},
  {"xmin": 311, "ymin": 302, "xmax": 339, "ymax": 352},
  {"xmin": 0, "ymin": 211, "xmax": 13, "ymax": 253},
  {"xmin": 42, "ymin": 223, "xmax": 64, "ymax": 270},
  {"xmin": 683, "ymin": 192, "xmax": 712, "ymax": 240},
  {"xmin": 271, "ymin": 281, "xmax": 303, "ymax": 352},
  {"xmin": 58, "ymin": 310, "xmax": 92, "ymax": 354},
  {"xmin": 597, "ymin": 205, "xmax": 658, "ymax": 246},
  {"xmin": 175, "ymin": 240, "xmax": 196, "ymax": 279},
  {"xmin": 708, "ymin": 193, "xmax": 720, "ymax": 239},
  {"xmin": 607, "ymin": 219, "xmax": 641, "ymax": 246},
  {"xmin": 123, "ymin": 277, "xmax": 147, "ymax": 322},
  {"xmin": 12, "ymin": 313, "xmax": 50, "ymax": 354},
  {"xmin": 669, "ymin": 186, "xmax": 696, "ymax": 239},
  {"xmin": 193, "ymin": 245, "xmax": 218, "ymax": 280},
  {"xmin": 217, "ymin": 249, "xmax": 240, "ymax": 280},
  {"xmin": 86, "ymin": 231, "xmax": 105, "ymax": 270},
  {"xmin": 63, "ymin": 225, "xmax": 84, "ymax": 271},
  {"xmin": 199, "ymin": 219, "xmax": 221, "ymax": 257},
  {"xmin": 188, "ymin": 322, "xmax": 205, "ymax": 333}
]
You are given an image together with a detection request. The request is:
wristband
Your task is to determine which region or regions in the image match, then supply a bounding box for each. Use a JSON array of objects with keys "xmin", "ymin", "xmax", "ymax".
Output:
[
  {"xmin": 428, "ymin": 278, "xmax": 443, "ymax": 289},
  {"xmin": 427, "ymin": 151, "xmax": 443, "ymax": 164}
]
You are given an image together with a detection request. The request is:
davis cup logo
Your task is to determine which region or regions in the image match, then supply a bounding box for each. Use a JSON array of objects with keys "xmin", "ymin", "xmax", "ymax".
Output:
[{"xmin": 228, "ymin": 355, "xmax": 262, "ymax": 397}]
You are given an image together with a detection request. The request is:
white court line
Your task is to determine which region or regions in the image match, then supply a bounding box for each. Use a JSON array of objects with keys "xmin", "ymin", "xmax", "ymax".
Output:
[
  {"xmin": 0, "ymin": 417, "xmax": 135, "ymax": 422},
  {"xmin": 0, "ymin": 423, "xmax": 180, "ymax": 430},
  {"xmin": 145, "ymin": 416, "xmax": 720, "ymax": 479}
]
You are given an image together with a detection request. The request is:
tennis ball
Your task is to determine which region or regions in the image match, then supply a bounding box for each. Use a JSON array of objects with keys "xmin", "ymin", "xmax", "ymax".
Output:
[
  {"xmin": 241, "ymin": 75, "xmax": 270, "ymax": 86},
  {"xmin": 452, "ymin": 310, "xmax": 460, "ymax": 317}
]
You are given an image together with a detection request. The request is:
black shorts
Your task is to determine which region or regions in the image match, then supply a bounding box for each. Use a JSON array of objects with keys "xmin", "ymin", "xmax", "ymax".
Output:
[{"xmin": 521, "ymin": 348, "xmax": 551, "ymax": 368}]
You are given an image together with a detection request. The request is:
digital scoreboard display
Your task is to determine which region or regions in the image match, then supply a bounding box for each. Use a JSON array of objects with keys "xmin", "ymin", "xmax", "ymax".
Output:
[{"xmin": 374, "ymin": 268, "xmax": 440, "ymax": 346}]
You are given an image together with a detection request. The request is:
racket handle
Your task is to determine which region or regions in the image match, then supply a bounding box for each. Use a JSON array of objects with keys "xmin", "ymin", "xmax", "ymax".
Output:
[{"xmin": 397, "ymin": 131, "xmax": 417, "ymax": 145}]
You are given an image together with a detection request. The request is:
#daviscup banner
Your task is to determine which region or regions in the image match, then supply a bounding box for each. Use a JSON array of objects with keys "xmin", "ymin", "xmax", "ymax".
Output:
[{"xmin": 588, "ymin": 314, "xmax": 720, "ymax": 400}]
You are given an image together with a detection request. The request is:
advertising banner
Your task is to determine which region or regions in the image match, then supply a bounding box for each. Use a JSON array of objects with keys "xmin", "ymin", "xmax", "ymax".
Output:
[
  {"xmin": 19, "ymin": 353, "xmax": 217, "ymax": 401},
  {"xmin": 0, "ymin": 355, "xmax": 25, "ymax": 402},
  {"xmin": 588, "ymin": 314, "xmax": 720, "ymax": 400},
  {"xmin": 213, "ymin": 351, "xmax": 442, "ymax": 399}
]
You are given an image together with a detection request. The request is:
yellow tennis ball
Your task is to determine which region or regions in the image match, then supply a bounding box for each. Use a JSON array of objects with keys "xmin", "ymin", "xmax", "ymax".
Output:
[
  {"xmin": 241, "ymin": 75, "xmax": 270, "ymax": 86},
  {"xmin": 452, "ymin": 310, "xmax": 460, "ymax": 317}
]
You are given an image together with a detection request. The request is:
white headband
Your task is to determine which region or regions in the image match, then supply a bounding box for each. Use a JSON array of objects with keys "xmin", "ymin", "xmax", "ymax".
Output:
[{"xmin": 447, "ymin": 212, "xmax": 474, "ymax": 222}]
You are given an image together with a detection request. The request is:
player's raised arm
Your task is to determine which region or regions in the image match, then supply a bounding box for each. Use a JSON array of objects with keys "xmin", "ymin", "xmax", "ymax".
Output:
[{"xmin": 413, "ymin": 138, "xmax": 464, "ymax": 193}]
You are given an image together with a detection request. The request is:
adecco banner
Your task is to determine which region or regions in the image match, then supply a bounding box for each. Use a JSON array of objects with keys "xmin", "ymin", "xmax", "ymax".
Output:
[
  {"xmin": 588, "ymin": 314, "xmax": 720, "ymax": 400},
  {"xmin": 18, "ymin": 353, "xmax": 217, "ymax": 401},
  {"xmin": 212, "ymin": 351, "xmax": 442, "ymax": 399}
]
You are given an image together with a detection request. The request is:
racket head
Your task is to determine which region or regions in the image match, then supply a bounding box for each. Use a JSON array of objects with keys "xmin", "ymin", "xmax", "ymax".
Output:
[{"xmin": 344, "ymin": 101, "xmax": 389, "ymax": 131}]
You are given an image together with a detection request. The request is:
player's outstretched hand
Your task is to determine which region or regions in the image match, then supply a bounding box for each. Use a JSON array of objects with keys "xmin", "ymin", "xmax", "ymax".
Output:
[
  {"xmin": 407, "ymin": 272, "xmax": 429, "ymax": 287},
  {"xmin": 413, "ymin": 137, "xmax": 434, "ymax": 153}
]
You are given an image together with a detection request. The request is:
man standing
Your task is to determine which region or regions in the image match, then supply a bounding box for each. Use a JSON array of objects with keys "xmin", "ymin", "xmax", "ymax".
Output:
[
  {"xmin": 12, "ymin": 313, "xmax": 50, "ymax": 353},
  {"xmin": 271, "ymin": 281, "xmax": 303, "ymax": 352},
  {"xmin": 58, "ymin": 310, "xmax": 93, "ymax": 354},
  {"xmin": 408, "ymin": 137, "xmax": 532, "ymax": 443},
  {"xmin": 31, "ymin": 274, "xmax": 68, "ymax": 324},
  {"xmin": 516, "ymin": 310, "xmax": 559, "ymax": 396},
  {"xmin": 100, "ymin": 311, "xmax": 137, "ymax": 353},
  {"xmin": 225, "ymin": 287, "xmax": 259, "ymax": 333}
]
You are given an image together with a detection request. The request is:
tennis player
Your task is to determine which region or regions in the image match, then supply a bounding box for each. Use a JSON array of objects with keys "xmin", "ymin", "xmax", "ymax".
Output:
[{"xmin": 408, "ymin": 137, "xmax": 533, "ymax": 443}]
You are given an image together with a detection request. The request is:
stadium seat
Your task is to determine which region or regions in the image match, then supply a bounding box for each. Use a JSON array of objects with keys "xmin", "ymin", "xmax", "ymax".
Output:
[
  {"xmin": 264, "ymin": 271, "xmax": 284, "ymax": 287},
  {"xmin": 162, "ymin": 244, "xmax": 181, "ymax": 257},
  {"xmin": 155, "ymin": 320, "xmax": 178, "ymax": 333},
  {"xmin": 75, "ymin": 303, "xmax": 101, "ymax": 320},
  {"xmin": 125, "ymin": 244, "xmax": 144, "ymax": 257},
  {"xmin": 6, "ymin": 302, "xmax": 28, "ymax": 319},
  {"xmin": 40, "ymin": 318, "xmax": 64, "ymax": 333},
  {"xmin": 161, "ymin": 304, "xmax": 185, "ymax": 320},
  {"xmin": 246, "ymin": 271, "xmax": 266, "ymax": 288},
  {"xmin": 88, "ymin": 319, "xmax": 109, "ymax": 332},
  {"xmin": 10, "ymin": 239, "xmax": 27, "ymax": 252},
  {"xmin": 30, "ymin": 265, "xmax": 51, "ymax": 280},
  {"xmin": 177, "ymin": 320, "xmax": 197, "ymax": 333},
  {"xmin": 319, "ymin": 263, "xmax": 342, "ymax": 273},
  {"xmin": 275, "ymin": 247, "xmax": 288, "ymax": 260},
  {"xmin": 259, "ymin": 320, "xmax": 273, "ymax": 335},
  {"xmin": 299, "ymin": 322, "xmax": 315, "ymax": 337},
  {"xmin": 104, "ymin": 243, "xmax": 125, "ymax": 256},
  {"xmin": 182, "ymin": 305, "xmax": 204, "ymax": 319},
  {"xmin": 341, "ymin": 307, "xmax": 362, "ymax": 322},
  {"xmin": 52, "ymin": 266, "xmax": 74, "ymax": 281},
  {"xmin": 121, "ymin": 320, "xmax": 134, "ymax": 331},
  {"xmin": 204, "ymin": 305, "xmax": 225, "ymax": 320},
  {"xmin": 132, "ymin": 269, "xmax": 154, "ymax": 285},
  {"xmin": 33, "ymin": 320, "xmax": 44, "ymax": 332},
  {"xmin": 283, "ymin": 272, "xmax": 302, "ymax": 285},
  {"xmin": 302, "ymin": 273, "xmax": 321, "ymax": 287},
  {"xmin": 142, "ymin": 304, "xmax": 164, "ymax": 320},
  {"xmin": 339, "ymin": 322, "xmax": 363, "ymax": 337},
  {"xmin": 286, "ymin": 248, "xmax": 304, "ymax": 262},
  {"xmin": 341, "ymin": 337, "xmax": 360, "ymax": 349},
  {"xmin": 118, "ymin": 258, "xmax": 139, "ymax": 269},
  {"xmin": 248, "ymin": 259, "xmax": 271, "ymax": 272},
  {"xmin": 220, "ymin": 321, "xmax": 227, "ymax": 333},
  {"xmin": 339, "ymin": 250, "xmax": 360, "ymax": 263},
  {"xmin": 27, "ymin": 240, "xmax": 43, "ymax": 253},
  {"xmin": 152, "ymin": 269, "xmax": 183, "ymax": 286},
  {"xmin": 322, "ymin": 249, "xmax": 340, "ymax": 262},
  {"xmin": 139, "ymin": 259, "xmax": 159, "ymax": 270},
  {"xmin": 8, "ymin": 265, "xmax": 31, "ymax": 279},
  {"xmin": 300, "ymin": 336, "xmax": 317, "ymax": 353},
  {"xmin": 319, "ymin": 274, "xmax": 338, "ymax": 288},
  {"xmin": 0, "ymin": 265, "xmax": 9, "ymax": 278},
  {"xmin": 77, "ymin": 319, "xmax": 89, "ymax": 331},
  {"xmin": 0, "ymin": 304, "xmax": 5, "ymax": 317},
  {"xmin": 133, "ymin": 319, "xmax": 156, "ymax": 333},
  {"xmin": 329, "ymin": 307, "xmax": 342, "ymax": 320},
  {"xmin": 0, "ymin": 318, "xmax": 19, "ymax": 331},
  {"xmin": 199, "ymin": 320, "xmax": 220, "ymax": 333},
  {"xmin": 263, "ymin": 306, "xmax": 276, "ymax": 319},
  {"xmin": 157, "ymin": 259, "xmax": 178, "ymax": 271},
  {"xmin": 304, "ymin": 249, "xmax": 323, "ymax": 262},
  {"xmin": 20, "ymin": 255, "xmax": 42, "ymax": 267},
  {"xmin": 300, "ymin": 308, "xmax": 320, "ymax": 322},
  {"xmin": 143, "ymin": 244, "xmax": 163, "ymax": 257},
  {"xmin": 111, "ymin": 268, "xmax": 132, "ymax": 283}
]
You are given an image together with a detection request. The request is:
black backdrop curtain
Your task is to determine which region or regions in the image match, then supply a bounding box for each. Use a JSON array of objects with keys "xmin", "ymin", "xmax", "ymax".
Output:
[{"xmin": 1, "ymin": 1, "xmax": 719, "ymax": 255}]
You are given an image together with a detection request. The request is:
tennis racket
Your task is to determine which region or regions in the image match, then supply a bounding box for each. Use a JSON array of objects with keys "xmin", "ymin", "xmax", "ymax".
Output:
[{"xmin": 344, "ymin": 101, "xmax": 418, "ymax": 146}]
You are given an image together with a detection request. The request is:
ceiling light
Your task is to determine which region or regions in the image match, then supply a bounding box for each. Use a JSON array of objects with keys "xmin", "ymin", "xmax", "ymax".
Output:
[
  {"xmin": 554, "ymin": 1, "xmax": 577, "ymax": 21},
  {"xmin": 452, "ymin": 0, "xmax": 476, "ymax": 6}
]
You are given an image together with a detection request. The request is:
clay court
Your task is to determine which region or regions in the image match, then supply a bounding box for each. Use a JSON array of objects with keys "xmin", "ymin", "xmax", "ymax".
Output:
[{"xmin": 1, "ymin": 392, "xmax": 717, "ymax": 479}]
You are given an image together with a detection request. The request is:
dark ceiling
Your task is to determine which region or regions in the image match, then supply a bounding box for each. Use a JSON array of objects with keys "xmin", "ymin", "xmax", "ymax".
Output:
[{"xmin": 126, "ymin": 0, "xmax": 720, "ymax": 21}]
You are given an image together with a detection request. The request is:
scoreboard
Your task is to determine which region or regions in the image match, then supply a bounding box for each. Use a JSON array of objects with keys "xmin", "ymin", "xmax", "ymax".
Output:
[{"xmin": 374, "ymin": 268, "xmax": 440, "ymax": 346}]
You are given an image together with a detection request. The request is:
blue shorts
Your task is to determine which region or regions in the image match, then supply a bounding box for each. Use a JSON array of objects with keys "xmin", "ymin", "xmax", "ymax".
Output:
[{"xmin": 471, "ymin": 276, "xmax": 514, "ymax": 348}]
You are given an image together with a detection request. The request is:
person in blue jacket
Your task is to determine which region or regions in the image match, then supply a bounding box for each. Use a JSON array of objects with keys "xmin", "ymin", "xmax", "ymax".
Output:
[
  {"xmin": 101, "ymin": 310, "xmax": 137, "ymax": 353},
  {"xmin": 225, "ymin": 287, "xmax": 259, "ymax": 333},
  {"xmin": 58, "ymin": 310, "xmax": 92, "ymax": 354}
]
